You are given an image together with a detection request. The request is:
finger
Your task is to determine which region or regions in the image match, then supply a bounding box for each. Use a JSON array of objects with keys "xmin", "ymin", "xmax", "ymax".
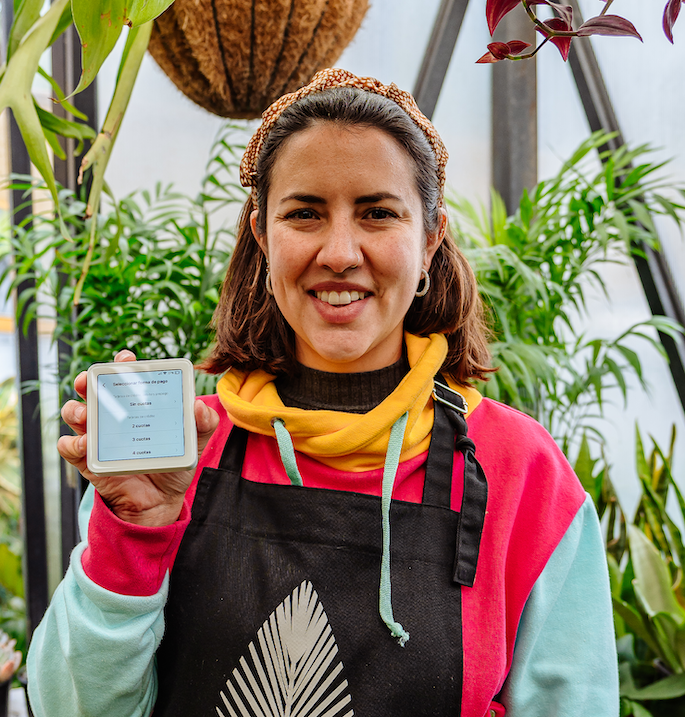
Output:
[
  {"xmin": 74, "ymin": 371, "xmax": 87, "ymax": 401},
  {"xmin": 114, "ymin": 349, "xmax": 136, "ymax": 363},
  {"xmin": 74, "ymin": 350, "xmax": 137, "ymax": 401},
  {"xmin": 195, "ymin": 400, "xmax": 220, "ymax": 455},
  {"xmin": 57, "ymin": 433, "xmax": 88, "ymax": 473},
  {"xmin": 61, "ymin": 400, "xmax": 87, "ymax": 435}
]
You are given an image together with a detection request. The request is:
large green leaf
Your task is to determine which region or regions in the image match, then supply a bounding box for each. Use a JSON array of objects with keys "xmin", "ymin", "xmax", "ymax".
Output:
[
  {"xmin": 574, "ymin": 433, "xmax": 600, "ymax": 502},
  {"xmin": 650, "ymin": 612, "xmax": 684, "ymax": 672},
  {"xmin": 71, "ymin": 0, "xmax": 127, "ymax": 96},
  {"xmin": 621, "ymin": 671, "xmax": 685, "ymax": 700},
  {"xmin": 126, "ymin": 0, "xmax": 176, "ymax": 26},
  {"xmin": 0, "ymin": 0, "xmax": 70, "ymax": 218},
  {"xmin": 629, "ymin": 525, "xmax": 685, "ymax": 622},
  {"xmin": 613, "ymin": 596, "xmax": 662, "ymax": 656},
  {"xmin": 6, "ymin": 0, "xmax": 44, "ymax": 59}
]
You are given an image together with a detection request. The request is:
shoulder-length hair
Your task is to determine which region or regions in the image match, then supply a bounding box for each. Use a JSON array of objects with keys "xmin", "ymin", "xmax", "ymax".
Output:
[{"xmin": 201, "ymin": 87, "xmax": 492, "ymax": 384}]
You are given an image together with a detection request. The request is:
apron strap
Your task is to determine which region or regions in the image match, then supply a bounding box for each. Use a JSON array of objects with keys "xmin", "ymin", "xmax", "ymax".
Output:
[
  {"xmin": 429, "ymin": 377, "xmax": 489, "ymax": 589},
  {"xmin": 218, "ymin": 424, "xmax": 249, "ymax": 472},
  {"xmin": 422, "ymin": 384, "xmax": 456, "ymax": 509},
  {"xmin": 217, "ymin": 380, "xmax": 488, "ymax": 588}
]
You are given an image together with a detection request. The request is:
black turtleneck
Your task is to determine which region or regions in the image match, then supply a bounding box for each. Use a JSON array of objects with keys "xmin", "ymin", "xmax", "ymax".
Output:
[{"xmin": 275, "ymin": 355, "xmax": 410, "ymax": 414}]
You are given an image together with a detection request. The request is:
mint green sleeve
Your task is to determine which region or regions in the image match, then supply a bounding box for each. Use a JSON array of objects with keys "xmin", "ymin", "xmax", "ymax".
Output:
[
  {"xmin": 26, "ymin": 486, "xmax": 164, "ymax": 717},
  {"xmin": 501, "ymin": 494, "xmax": 620, "ymax": 716}
]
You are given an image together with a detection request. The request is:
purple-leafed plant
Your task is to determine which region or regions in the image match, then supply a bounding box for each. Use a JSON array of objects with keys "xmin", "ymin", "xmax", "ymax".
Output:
[{"xmin": 479, "ymin": 0, "xmax": 681, "ymax": 63}]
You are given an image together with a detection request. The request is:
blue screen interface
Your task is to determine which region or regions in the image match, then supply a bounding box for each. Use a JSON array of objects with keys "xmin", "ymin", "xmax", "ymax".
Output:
[{"xmin": 97, "ymin": 369, "xmax": 185, "ymax": 462}]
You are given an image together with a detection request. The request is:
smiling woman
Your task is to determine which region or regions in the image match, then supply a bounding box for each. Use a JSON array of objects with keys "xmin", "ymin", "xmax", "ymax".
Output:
[
  {"xmin": 28, "ymin": 69, "xmax": 619, "ymax": 717},
  {"xmin": 252, "ymin": 123, "xmax": 441, "ymax": 373}
]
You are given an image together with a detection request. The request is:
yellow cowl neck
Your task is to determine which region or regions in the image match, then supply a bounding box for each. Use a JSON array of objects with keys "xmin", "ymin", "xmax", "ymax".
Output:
[{"xmin": 217, "ymin": 333, "xmax": 482, "ymax": 471}]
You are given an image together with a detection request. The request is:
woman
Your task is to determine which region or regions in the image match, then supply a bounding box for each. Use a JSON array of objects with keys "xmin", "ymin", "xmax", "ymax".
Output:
[{"xmin": 27, "ymin": 69, "xmax": 618, "ymax": 717}]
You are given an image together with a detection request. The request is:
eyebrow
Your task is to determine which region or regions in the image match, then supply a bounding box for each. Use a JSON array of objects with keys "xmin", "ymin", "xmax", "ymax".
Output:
[{"xmin": 278, "ymin": 192, "xmax": 403, "ymax": 205}]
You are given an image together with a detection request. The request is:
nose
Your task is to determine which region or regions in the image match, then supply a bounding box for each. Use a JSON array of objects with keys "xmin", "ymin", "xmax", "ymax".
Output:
[{"xmin": 316, "ymin": 216, "xmax": 362, "ymax": 274}]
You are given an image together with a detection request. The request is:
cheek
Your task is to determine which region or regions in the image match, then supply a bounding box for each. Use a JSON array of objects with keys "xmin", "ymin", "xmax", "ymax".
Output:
[{"xmin": 269, "ymin": 239, "xmax": 313, "ymax": 284}]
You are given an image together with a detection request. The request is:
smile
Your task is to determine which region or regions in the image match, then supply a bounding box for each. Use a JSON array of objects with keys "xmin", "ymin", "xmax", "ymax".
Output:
[{"xmin": 314, "ymin": 290, "xmax": 369, "ymax": 306}]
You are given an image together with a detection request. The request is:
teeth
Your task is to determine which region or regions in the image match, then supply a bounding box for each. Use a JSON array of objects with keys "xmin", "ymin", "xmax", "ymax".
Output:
[{"xmin": 315, "ymin": 290, "xmax": 366, "ymax": 306}]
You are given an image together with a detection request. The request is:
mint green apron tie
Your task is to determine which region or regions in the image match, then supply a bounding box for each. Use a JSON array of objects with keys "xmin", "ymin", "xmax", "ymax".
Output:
[{"xmin": 272, "ymin": 413, "xmax": 410, "ymax": 645}]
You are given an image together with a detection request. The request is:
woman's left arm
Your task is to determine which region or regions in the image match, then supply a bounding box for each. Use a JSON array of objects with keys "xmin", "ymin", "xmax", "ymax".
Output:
[{"xmin": 500, "ymin": 494, "xmax": 619, "ymax": 716}]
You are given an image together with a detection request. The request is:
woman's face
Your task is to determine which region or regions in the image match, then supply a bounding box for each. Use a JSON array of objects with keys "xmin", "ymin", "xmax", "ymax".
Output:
[{"xmin": 251, "ymin": 123, "xmax": 444, "ymax": 373}]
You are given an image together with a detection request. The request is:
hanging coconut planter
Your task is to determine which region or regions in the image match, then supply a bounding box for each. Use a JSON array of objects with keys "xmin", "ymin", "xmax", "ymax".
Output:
[{"xmin": 148, "ymin": 0, "xmax": 369, "ymax": 119}]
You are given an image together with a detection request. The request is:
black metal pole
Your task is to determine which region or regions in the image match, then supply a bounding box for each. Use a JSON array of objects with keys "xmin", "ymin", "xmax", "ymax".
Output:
[
  {"xmin": 413, "ymin": 0, "xmax": 470, "ymax": 120},
  {"xmin": 491, "ymin": 4, "xmax": 538, "ymax": 213},
  {"xmin": 51, "ymin": 18, "xmax": 99, "ymax": 571},
  {"xmin": 567, "ymin": 0, "xmax": 685, "ymax": 414},
  {"xmin": 1, "ymin": 1, "xmax": 49, "ymax": 640}
]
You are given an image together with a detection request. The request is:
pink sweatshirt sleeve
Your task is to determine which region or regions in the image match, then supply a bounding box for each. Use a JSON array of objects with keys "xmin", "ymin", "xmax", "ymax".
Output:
[{"xmin": 81, "ymin": 395, "xmax": 231, "ymax": 596}]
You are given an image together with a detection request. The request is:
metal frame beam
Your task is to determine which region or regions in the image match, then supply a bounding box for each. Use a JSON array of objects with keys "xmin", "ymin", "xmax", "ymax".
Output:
[
  {"xmin": 51, "ymin": 20, "xmax": 98, "ymax": 575},
  {"xmin": 567, "ymin": 0, "xmax": 685, "ymax": 413},
  {"xmin": 1, "ymin": 0, "xmax": 49, "ymax": 640},
  {"xmin": 413, "ymin": 0, "xmax": 470, "ymax": 119},
  {"xmin": 491, "ymin": 5, "xmax": 538, "ymax": 213}
]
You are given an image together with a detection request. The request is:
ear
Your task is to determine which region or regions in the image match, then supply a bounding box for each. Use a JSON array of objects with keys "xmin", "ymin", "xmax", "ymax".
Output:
[
  {"xmin": 250, "ymin": 209, "xmax": 268, "ymax": 255},
  {"xmin": 423, "ymin": 206, "xmax": 447, "ymax": 271}
]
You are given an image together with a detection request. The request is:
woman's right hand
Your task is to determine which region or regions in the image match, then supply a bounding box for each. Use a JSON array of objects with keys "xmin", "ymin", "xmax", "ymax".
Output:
[{"xmin": 57, "ymin": 349, "xmax": 219, "ymax": 527}]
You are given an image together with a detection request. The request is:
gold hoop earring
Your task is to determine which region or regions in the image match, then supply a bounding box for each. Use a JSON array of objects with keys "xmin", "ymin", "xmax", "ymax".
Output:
[
  {"xmin": 265, "ymin": 260, "xmax": 274, "ymax": 296},
  {"xmin": 415, "ymin": 269, "xmax": 430, "ymax": 297}
]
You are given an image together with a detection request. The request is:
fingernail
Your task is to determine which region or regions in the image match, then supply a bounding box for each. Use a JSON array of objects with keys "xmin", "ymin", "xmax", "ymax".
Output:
[
  {"xmin": 78, "ymin": 435, "xmax": 87, "ymax": 453},
  {"xmin": 115, "ymin": 349, "xmax": 135, "ymax": 360},
  {"xmin": 75, "ymin": 405, "xmax": 86, "ymax": 421}
]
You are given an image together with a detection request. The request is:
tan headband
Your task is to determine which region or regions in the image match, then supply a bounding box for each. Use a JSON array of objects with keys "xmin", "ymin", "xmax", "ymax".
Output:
[{"xmin": 239, "ymin": 68, "xmax": 448, "ymax": 203}]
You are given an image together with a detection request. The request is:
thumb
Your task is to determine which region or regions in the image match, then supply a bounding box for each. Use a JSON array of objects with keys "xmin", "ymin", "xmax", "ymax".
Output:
[{"xmin": 195, "ymin": 399, "xmax": 220, "ymax": 456}]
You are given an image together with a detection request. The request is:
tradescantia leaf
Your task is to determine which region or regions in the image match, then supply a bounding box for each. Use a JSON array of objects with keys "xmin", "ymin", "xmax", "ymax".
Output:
[
  {"xmin": 537, "ymin": 18, "xmax": 573, "ymax": 61},
  {"xmin": 486, "ymin": 0, "xmax": 520, "ymax": 35},
  {"xmin": 217, "ymin": 581, "xmax": 354, "ymax": 717},
  {"xmin": 71, "ymin": 0, "xmax": 128, "ymax": 96},
  {"xmin": 663, "ymin": 0, "xmax": 682, "ymax": 43},
  {"xmin": 485, "ymin": 0, "xmax": 557, "ymax": 34},
  {"xmin": 545, "ymin": 1, "xmax": 573, "ymax": 26},
  {"xmin": 125, "ymin": 0, "xmax": 176, "ymax": 27},
  {"xmin": 577, "ymin": 16, "xmax": 643, "ymax": 40},
  {"xmin": 477, "ymin": 40, "xmax": 531, "ymax": 63}
]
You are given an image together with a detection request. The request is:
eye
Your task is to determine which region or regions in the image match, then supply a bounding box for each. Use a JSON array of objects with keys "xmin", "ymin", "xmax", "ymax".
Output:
[
  {"xmin": 366, "ymin": 207, "xmax": 397, "ymax": 220},
  {"xmin": 286, "ymin": 208, "xmax": 318, "ymax": 221}
]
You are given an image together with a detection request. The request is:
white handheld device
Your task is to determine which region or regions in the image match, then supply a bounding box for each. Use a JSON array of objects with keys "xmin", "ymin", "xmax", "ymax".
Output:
[{"xmin": 86, "ymin": 358, "xmax": 198, "ymax": 477}]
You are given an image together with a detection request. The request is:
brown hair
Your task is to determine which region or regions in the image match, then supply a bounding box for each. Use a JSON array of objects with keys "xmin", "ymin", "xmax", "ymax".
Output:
[{"xmin": 201, "ymin": 87, "xmax": 492, "ymax": 383}]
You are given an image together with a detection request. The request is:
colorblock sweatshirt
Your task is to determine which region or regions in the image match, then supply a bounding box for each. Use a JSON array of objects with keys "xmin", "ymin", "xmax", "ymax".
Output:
[{"xmin": 27, "ymin": 334, "xmax": 619, "ymax": 716}]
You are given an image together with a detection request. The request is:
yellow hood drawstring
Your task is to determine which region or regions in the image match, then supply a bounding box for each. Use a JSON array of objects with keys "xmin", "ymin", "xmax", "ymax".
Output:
[{"xmin": 272, "ymin": 413, "xmax": 411, "ymax": 646}]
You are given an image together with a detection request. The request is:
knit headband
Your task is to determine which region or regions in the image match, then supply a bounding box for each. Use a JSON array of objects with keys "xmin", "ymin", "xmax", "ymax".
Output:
[{"xmin": 239, "ymin": 68, "xmax": 448, "ymax": 203}]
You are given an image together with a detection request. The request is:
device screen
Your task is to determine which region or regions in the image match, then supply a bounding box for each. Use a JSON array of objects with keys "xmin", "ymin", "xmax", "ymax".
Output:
[{"xmin": 96, "ymin": 369, "xmax": 185, "ymax": 462}]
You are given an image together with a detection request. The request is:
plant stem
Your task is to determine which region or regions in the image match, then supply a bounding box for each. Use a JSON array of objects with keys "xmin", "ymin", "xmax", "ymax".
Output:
[
  {"xmin": 74, "ymin": 20, "xmax": 153, "ymax": 304},
  {"xmin": 521, "ymin": 0, "xmax": 549, "ymax": 32},
  {"xmin": 600, "ymin": 0, "xmax": 615, "ymax": 17},
  {"xmin": 510, "ymin": 35, "xmax": 551, "ymax": 60}
]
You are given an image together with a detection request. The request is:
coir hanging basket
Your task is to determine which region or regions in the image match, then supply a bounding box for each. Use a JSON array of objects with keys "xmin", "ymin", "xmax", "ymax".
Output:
[{"xmin": 148, "ymin": 0, "xmax": 369, "ymax": 119}]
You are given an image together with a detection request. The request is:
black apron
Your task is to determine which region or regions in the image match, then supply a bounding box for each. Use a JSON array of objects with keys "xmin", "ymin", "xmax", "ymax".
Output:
[{"xmin": 154, "ymin": 381, "xmax": 488, "ymax": 716}]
